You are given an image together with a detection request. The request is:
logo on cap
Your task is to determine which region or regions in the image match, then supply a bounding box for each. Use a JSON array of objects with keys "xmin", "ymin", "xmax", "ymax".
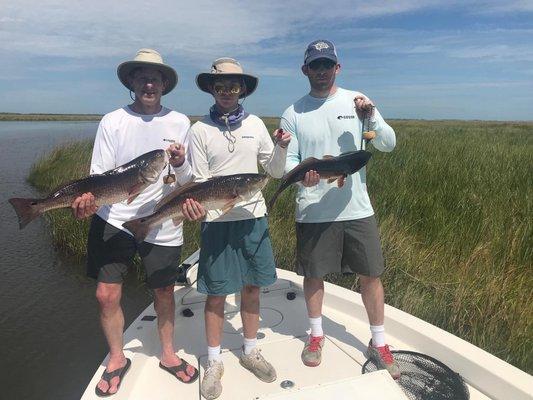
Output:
[{"xmin": 313, "ymin": 42, "xmax": 330, "ymax": 51}]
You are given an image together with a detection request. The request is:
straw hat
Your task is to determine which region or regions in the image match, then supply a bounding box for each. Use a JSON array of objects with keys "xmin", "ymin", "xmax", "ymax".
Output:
[
  {"xmin": 196, "ymin": 58, "xmax": 258, "ymax": 98},
  {"xmin": 117, "ymin": 48, "xmax": 178, "ymax": 95}
]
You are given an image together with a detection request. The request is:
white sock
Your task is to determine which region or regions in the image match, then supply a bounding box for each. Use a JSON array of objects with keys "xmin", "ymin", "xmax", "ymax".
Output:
[
  {"xmin": 370, "ymin": 325, "xmax": 385, "ymax": 347},
  {"xmin": 309, "ymin": 316, "xmax": 324, "ymax": 337},
  {"xmin": 243, "ymin": 337, "xmax": 257, "ymax": 355},
  {"xmin": 207, "ymin": 345, "xmax": 221, "ymax": 362}
]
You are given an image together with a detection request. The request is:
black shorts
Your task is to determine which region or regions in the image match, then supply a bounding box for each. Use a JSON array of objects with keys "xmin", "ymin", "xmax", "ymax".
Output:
[
  {"xmin": 87, "ymin": 215, "xmax": 181, "ymax": 289},
  {"xmin": 296, "ymin": 216, "xmax": 385, "ymax": 278}
]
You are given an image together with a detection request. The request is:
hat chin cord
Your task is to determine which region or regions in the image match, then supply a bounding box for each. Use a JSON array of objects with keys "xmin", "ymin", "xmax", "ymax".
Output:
[{"xmin": 217, "ymin": 79, "xmax": 248, "ymax": 153}]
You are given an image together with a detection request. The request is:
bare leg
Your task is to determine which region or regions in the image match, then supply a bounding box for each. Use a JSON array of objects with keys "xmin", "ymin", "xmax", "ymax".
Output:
[
  {"xmin": 303, "ymin": 277, "xmax": 324, "ymax": 318},
  {"xmin": 95, "ymin": 282, "xmax": 126, "ymax": 395},
  {"xmin": 358, "ymin": 275, "xmax": 385, "ymax": 326},
  {"xmin": 205, "ymin": 295, "xmax": 226, "ymax": 347},
  {"xmin": 154, "ymin": 285, "xmax": 196, "ymax": 381},
  {"xmin": 241, "ymin": 285, "xmax": 260, "ymax": 339}
]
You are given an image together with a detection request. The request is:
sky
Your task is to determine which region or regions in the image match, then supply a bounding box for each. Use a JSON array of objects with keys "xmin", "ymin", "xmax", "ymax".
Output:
[{"xmin": 1, "ymin": 0, "xmax": 532, "ymax": 120}]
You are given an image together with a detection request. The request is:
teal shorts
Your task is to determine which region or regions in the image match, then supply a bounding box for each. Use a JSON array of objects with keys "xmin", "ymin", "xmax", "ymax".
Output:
[{"xmin": 197, "ymin": 217, "xmax": 277, "ymax": 296}]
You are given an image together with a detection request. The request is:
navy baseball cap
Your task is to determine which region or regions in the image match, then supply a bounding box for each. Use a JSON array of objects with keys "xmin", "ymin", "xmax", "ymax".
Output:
[{"xmin": 304, "ymin": 40, "xmax": 338, "ymax": 65}]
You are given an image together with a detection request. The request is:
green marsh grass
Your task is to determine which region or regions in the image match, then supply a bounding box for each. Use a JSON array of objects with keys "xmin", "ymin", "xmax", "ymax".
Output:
[{"xmin": 27, "ymin": 119, "xmax": 533, "ymax": 373}]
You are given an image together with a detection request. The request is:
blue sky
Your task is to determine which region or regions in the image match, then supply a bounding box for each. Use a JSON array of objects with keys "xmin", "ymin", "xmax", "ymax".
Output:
[{"xmin": 1, "ymin": 0, "xmax": 532, "ymax": 120}]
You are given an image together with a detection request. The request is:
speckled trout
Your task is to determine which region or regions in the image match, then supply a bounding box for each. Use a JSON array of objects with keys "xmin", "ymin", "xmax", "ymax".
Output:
[
  {"xmin": 123, "ymin": 173, "xmax": 269, "ymax": 243},
  {"xmin": 9, "ymin": 149, "xmax": 167, "ymax": 229},
  {"xmin": 268, "ymin": 150, "xmax": 372, "ymax": 209}
]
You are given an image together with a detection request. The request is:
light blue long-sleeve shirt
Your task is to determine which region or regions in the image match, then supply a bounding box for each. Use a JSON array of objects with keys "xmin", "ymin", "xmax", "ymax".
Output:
[{"xmin": 280, "ymin": 87, "xmax": 396, "ymax": 223}]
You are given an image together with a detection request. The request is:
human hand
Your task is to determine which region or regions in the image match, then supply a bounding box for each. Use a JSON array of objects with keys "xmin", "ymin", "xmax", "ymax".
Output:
[
  {"xmin": 181, "ymin": 198, "xmax": 206, "ymax": 221},
  {"xmin": 363, "ymin": 130, "xmax": 376, "ymax": 140},
  {"xmin": 71, "ymin": 192, "xmax": 97, "ymax": 219},
  {"xmin": 302, "ymin": 170, "xmax": 320, "ymax": 187},
  {"xmin": 167, "ymin": 143, "xmax": 186, "ymax": 168},
  {"xmin": 354, "ymin": 95, "xmax": 375, "ymax": 120},
  {"xmin": 273, "ymin": 128, "xmax": 291, "ymax": 148}
]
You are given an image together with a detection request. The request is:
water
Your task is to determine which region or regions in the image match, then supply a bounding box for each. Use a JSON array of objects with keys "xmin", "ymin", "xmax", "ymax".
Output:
[{"xmin": 0, "ymin": 122, "xmax": 152, "ymax": 400}]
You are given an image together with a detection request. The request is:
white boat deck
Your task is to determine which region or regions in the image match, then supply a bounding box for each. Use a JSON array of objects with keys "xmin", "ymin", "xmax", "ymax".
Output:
[{"xmin": 81, "ymin": 268, "xmax": 533, "ymax": 400}]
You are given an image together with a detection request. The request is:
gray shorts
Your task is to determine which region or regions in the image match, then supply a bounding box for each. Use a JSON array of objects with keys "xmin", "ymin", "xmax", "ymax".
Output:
[
  {"xmin": 296, "ymin": 216, "xmax": 385, "ymax": 278},
  {"xmin": 87, "ymin": 215, "xmax": 182, "ymax": 289}
]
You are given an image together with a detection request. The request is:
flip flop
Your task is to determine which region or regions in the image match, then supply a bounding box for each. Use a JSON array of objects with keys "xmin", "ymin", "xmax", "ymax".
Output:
[
  {"xmin": 95, "ymin": 358, "xmax": 132, "ymax": 397},
  {"xmin": 159, "ymin": 358, "xmax": 199, "ymax": 384}
]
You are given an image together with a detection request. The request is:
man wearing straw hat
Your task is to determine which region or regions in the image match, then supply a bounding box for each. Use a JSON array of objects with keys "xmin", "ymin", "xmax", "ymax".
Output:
[
  {"xmin": 280, "ymin": 40, "xmax": 400, "ymax": 378},
  {"xmin": 185, "ymin": 57, "xmax": 290, "ymax": 399},
  {"xmin": 72, "ymin": 49, "xmax": 202, "ymax": 396}
]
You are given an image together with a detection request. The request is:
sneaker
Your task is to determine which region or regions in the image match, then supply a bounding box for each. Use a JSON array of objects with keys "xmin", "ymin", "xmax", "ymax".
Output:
[
  {"xmin": 301, "ymin": 335, "xmax": 325, "ymax": 367},
  {"xmin": 200, "ymin": 359, "xmax": 224, "ymax": 400},
  {"xmin": 239, "ymin": 347, "xmax": 277, "ymax": 383},
  {"xmin": 366, "ymin": 340, "xmax": 401, "ymax": 379}
]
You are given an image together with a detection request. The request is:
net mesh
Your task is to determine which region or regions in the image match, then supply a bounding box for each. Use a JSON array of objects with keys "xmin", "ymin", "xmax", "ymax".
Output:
[{"xmin": 362, "ymin": 350, "xmax": 469, "ymax": 400}]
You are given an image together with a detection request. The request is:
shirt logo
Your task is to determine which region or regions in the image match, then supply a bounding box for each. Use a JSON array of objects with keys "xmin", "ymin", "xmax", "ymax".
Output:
[
  {"xmin": 314, "ymin": 42, "xmax": 330, "ymax": 51},
  {"xmin": 337, "ymin": 115, "xmax": 356, "ymax": 119},
  {"xmin": 241, "ymin": 135, "xmax": 254, "ymax": 139}
]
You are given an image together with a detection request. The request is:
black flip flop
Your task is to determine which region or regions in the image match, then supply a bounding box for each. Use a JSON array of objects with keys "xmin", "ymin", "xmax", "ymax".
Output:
[
  {"xmin": 159, "ymin": 359, "xmax": 199, "ymax": 384},
  {"xmin": 95, "ymin": 358, "xmax": 132, "ymax": 397}
]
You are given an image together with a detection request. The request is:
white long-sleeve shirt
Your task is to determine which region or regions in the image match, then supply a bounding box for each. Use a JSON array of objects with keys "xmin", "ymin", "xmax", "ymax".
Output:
[
  {"xmin": 281, "ymin": 87, "xmax": 396, "ymax": 223},
  {"xmin": 189, "ymin": 114, "xmax": 287, "ymax": 222},
  {"xmin": 91, "ymin": 106, "xmax": 192, "ymax": 246}
]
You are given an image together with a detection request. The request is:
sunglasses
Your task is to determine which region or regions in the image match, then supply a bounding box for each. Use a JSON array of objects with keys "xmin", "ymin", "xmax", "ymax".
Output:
[
  {"xmin": 307, "ymin": 59, "xmax": 337, "ymax": 71},
  {"xmin": 213, "ymin": 82, "xmax": 242, "ymax": 95},
  {"xmin": 132, "ymin": 75, "xmax": 163, "ymax": 85}
]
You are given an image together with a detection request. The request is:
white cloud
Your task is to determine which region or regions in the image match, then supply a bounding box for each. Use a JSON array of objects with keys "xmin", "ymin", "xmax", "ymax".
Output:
[{"xmin": 0, "ymin": 0, "xmax": 454, "ymax": 60}]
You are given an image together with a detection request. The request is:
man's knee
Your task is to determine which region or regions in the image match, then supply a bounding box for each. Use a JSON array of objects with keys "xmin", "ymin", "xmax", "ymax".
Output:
[
  {"xmin": 206, "ymin": 295, "xmax": 226, "ymax": 309},
  {"xmin": 96, "ymin": 283, "xmax": 122, "ymax": 308},
  {"xmin": 242, "ymin": 285, "xmax": 259, "ymax": 297},
  {"xmin": 304, "ymin": 277, "xmax": 324, "ymax": 290},
  {"xmin": 358, "ymin": 275, "xmax": 382, "ymax": 290},
  {"xmin": 153, "ymin": 285, "xmax": 174, "ymax": 300}
]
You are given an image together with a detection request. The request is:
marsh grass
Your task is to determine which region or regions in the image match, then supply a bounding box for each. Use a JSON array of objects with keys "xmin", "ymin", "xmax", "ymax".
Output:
[{"xmin": 27, "ymin": 119, "xmax": 533, "ymax": 373}]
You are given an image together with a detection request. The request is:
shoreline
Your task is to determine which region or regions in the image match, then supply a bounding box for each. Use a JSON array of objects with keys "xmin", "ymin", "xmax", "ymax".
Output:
[{"xmin": 0, "ymin": 113, "xmax": 103, "ymax": 121}]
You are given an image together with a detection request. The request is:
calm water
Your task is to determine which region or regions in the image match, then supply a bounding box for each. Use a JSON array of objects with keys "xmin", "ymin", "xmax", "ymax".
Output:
[{"xmin": 0, "ymin": 122, "xmax": 152, "ymax": 400}]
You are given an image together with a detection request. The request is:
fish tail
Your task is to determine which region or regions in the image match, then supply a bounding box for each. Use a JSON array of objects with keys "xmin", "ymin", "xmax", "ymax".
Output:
[
  {"xmin": 8, "ymin": 198, "xmax": 42, "ymax": 229},
  {"xmin": 122, "ymin": 217, "xmax": 152, "ymax": 244}
]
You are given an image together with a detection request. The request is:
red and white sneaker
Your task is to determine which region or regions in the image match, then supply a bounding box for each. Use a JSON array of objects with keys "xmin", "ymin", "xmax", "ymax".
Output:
[
  {"xmin": 366, "ymin": 340, "xmax": 401, "ymax": 379},
  {"xmin": 301, "ymin": 335, "xmax": 325, "ymax": 367}
]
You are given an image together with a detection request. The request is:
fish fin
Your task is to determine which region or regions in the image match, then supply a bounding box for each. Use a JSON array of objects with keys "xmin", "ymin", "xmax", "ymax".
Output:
[
  {"xmin": 337, "ymin": 175, "xmax": 346, "ymax": 188},
  {"xmin": 221, "ymin": 198, "xmax": 240, "ymax": 215},
  {"xmin": 126, "ymin": 193, "xmax": 141, "ymax": 204},
  {"xmin": 8, "ymin": 198, "xmax": 42, "ymax": 229},
  {"xmin": 127, "ymin": 182, "xmax": 146, "ymax": 200},
  {"xmin": 155, "ymin": 181, "xmax": 200, "ymax": 212},
  {"xmin": 322, "ymin": 155, "xmax": 334, "ymax": 159},
  {"xmin": 123, "ymin": 217, "xmax": 152, "ymax": 243},
  {"xmin": 172, "ymin": 216, "xmax": 184, "ymax": 226},
  {"xmin": 221, "ymin": 204, "xmax": 235, "ymax": 215}
]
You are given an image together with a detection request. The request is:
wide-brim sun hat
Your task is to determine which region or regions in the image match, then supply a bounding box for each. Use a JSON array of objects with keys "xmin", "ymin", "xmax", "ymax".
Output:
[
  {"xmin": 196, "ymin": 58, "xmax": 258, "ymax": 98},
  {"xmin": 117, "ymin": 48, "xmax": 178, "ymax": 95}
]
